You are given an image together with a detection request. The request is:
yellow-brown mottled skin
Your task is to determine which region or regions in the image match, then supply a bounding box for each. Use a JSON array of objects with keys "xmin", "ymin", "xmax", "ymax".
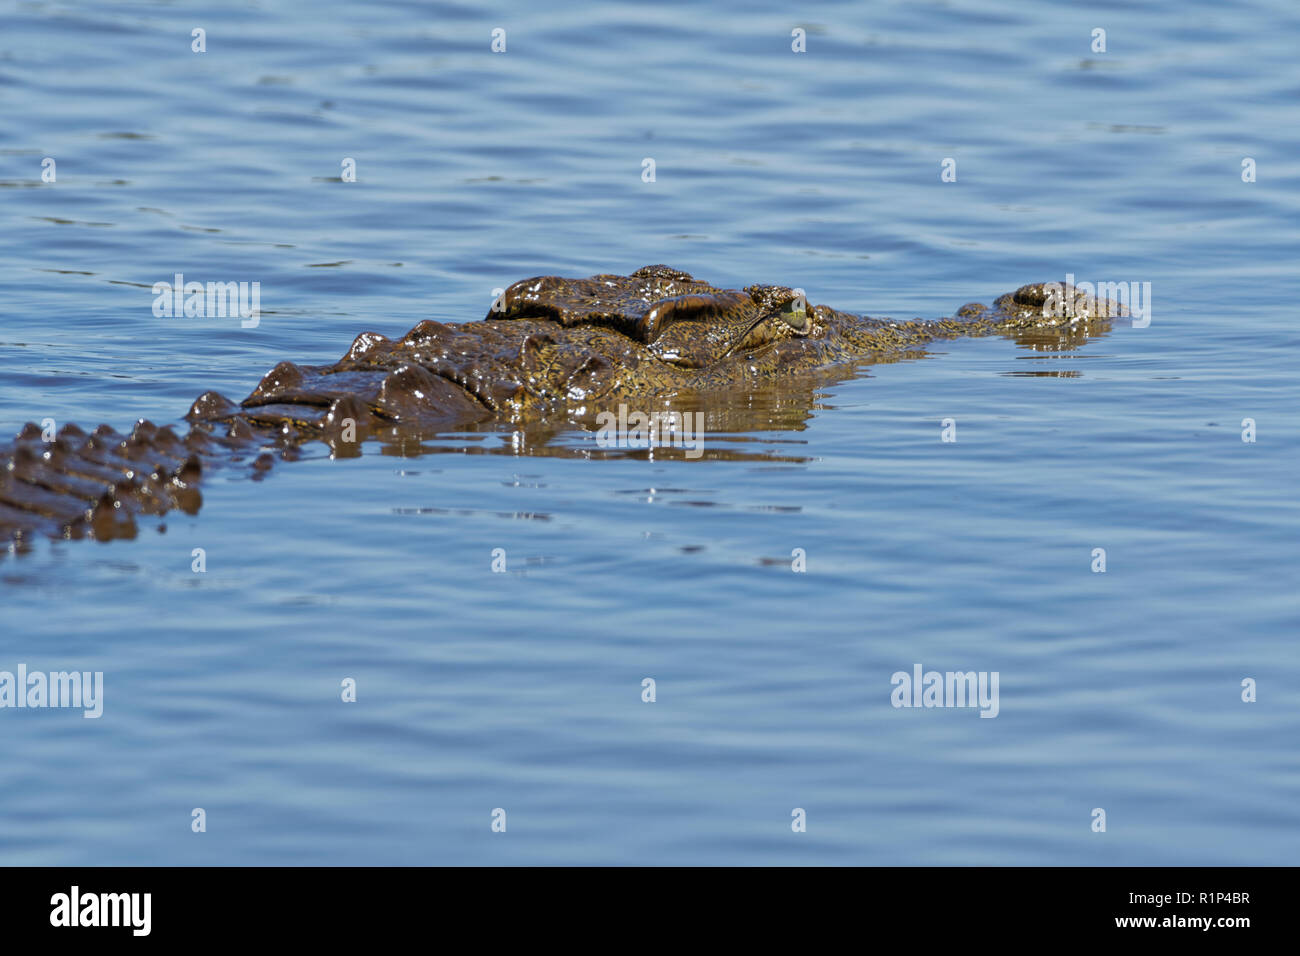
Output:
[{"xmin": 1, "ymin": 266, "xmax": 1121, "ymax": 543}]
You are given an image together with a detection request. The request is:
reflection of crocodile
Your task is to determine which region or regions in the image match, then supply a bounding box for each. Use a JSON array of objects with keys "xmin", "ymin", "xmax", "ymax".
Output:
[{"xmin": 0, "ymin": 266, "xmax": 1120, "ymax": 544}]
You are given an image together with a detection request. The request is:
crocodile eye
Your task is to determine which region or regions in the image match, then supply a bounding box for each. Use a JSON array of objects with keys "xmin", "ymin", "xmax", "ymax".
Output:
[{"xmin": 780, "ymin": 298, "xmax": 808, "ymax": 331}]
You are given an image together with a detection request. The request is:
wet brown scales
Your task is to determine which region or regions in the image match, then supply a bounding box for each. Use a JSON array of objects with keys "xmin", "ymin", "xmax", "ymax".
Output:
[{"xmin": 0, "ymin": 266, "xmax": 1121, "ymax": 544}]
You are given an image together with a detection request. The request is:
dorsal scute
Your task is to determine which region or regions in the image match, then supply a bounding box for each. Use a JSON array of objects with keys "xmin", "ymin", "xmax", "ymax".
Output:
[{"xmin": 630, "ymin": 264, "xmax": 696, "ymax": 282}]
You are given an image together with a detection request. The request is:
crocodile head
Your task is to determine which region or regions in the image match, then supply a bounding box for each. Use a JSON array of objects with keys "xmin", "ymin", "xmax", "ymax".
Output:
[{"xmin": 488, "ymin": 264, "xmax": 1124, "ymax": 392}]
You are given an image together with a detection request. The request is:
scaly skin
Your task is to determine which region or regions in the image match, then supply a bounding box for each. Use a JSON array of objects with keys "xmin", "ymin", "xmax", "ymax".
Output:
[{"xmin": 0, "ymin": 266, "xmax": 1120, "ymax": 544}]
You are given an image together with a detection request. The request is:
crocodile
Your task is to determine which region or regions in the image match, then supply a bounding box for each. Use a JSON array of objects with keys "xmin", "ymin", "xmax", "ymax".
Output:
[{"xmin": 0, "ymin": 266, "xmax": 1121, "ymax": 545}]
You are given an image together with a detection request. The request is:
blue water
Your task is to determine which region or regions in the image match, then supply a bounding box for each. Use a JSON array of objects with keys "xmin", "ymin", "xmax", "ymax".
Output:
[{"xmin": 1, "ymin": 0, "xmax": 1298, "ymax": 865}]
